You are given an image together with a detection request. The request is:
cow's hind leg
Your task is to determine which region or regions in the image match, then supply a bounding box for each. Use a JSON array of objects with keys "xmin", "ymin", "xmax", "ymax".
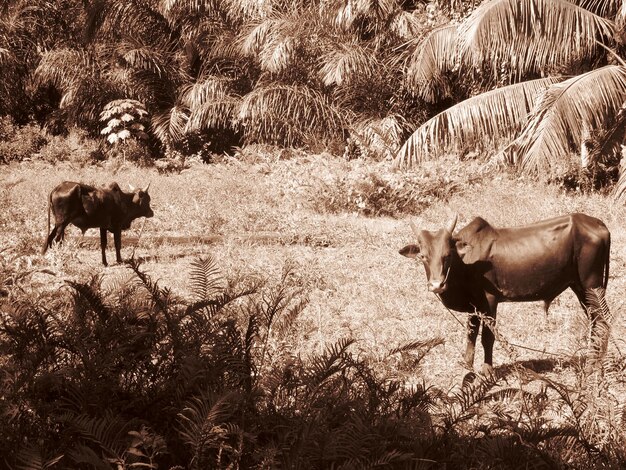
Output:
[
  {"xmin": 43, "ymin": 225, "xmax": 59, "ymax": 254},
  {"xmin": 572, "ymin": 285, "xmax": 610, "ymax": 378},
  {"xmin": 100, "ymin": 228, "xmax": 108, "ymax": 266},
  {"xmin": 113, "ymin": 230, "xmax": 123, "ymax": 264}
]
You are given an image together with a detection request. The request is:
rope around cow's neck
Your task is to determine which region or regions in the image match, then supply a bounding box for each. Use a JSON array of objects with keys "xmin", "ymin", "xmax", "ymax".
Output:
[
  {"xmin": 432, "ymin": 292, "xmax": 566, "ymax": 359},
  {"xmin": 130, "ymin": 217, "xmax": 148, "ymax": 261}
]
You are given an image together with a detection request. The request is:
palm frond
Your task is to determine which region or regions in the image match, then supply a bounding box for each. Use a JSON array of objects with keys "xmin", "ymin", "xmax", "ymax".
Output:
[
  {"xmin": 517, "ymin": 65, "xmax": 626, "ymax": 174},
  {"xmin": 351, "ymin": 113, "xmax": 412, "ymax": 160},
  {"xmin": 459, "ymin": 0, "xmax": 615, "ymax": 81},
  {"xmin": 238, "ymin": 83, "xmax": 344, "ymax": 146},
  {"xmin": 319, "ymin": 41, "xmax": 380, "ymax": 87},
  {"xmin": 60, "ymin": 412, "xmax": 133, "ymax": 460},
  {"xmin": 87, "ymin": 0, "xmax": 173, "ymax": 44},
  {"xmin": 576, "ymin": 0, "xmax": 622, "ymax": 18},
  {"xmin": 151, "ymin": 104, "xmax": 189, "ymax": 145},
  {"xmin": 614, "ymin": 157, "xmax": 626, "ymax": 204},
  {"xmin": 181, "ymin": 77, "xmax": 241, "ymax": 131},
  {"xmin": 239, "ymin": 15, "xmax": 297, "ymax": 73},
  {"xmin": 334, "ymin": 0, "xmax": 400, "ymax": 30},
  {"xmin": 304, "ymin": 337, "xmax": 355, "ymax": 389},
  {"xmin": 405, "ymin": 24, "xmax": 458, "ymax": 102},
  {"xmin": 389, "ymin": 9, "xmax": 423, "ymax": 40},
  {"xmin": 396, "ymin": 77, "xmax": 561, "ymax": 166},
  {"xmin": 34, "ymin": 48, "xmax": 98, "ymax": 93}
]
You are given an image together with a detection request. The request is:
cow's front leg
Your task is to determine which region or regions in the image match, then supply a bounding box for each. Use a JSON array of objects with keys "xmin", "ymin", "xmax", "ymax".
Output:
[
  {"xmin": 113, "ymin": 230, "xmax": 123, "ymax": 264},
  {"xmin": 480, "ymin": 296, "xmax": 498, "ymax": 376},
  {"xmin": 464, "ymin": 313, "xmax": 480, "ymax": 369},
  {"xmin": 100, "ymin": 228, "xmax": 108, "ymax": 266}
]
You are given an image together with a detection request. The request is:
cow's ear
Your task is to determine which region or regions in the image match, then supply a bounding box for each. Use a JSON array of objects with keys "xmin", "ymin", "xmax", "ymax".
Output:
[
  {"xmin": 399, "ymin": 244, "xmax": 420, "ymax": 258},
  {"xmin": 455, "ymin": 240, "xmax": 471, "ymax": 259}
]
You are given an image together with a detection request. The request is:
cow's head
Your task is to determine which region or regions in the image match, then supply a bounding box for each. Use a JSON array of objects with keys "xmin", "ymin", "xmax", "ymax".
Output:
[
  {"xmin": 399, "ymin": 215, "xmax": 457, "ymax": 294},
  {"xmin": 130, "ymin": 183, "xmax": 154, "ymax": 218}
]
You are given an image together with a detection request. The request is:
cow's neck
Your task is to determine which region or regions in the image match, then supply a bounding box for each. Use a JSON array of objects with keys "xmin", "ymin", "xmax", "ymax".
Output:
[
  {"xmin": 119, "ymin": 191, "xmax": 139, "ymax": 226},
  {"xmin": 436, "ymin": 254, "xmax": 477, "ymax": 313}
]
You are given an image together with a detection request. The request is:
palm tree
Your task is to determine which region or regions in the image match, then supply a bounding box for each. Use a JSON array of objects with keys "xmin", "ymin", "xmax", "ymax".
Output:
[{"xmin": 397, "ymin": 0, "xmax": 626, "ymax": 182}]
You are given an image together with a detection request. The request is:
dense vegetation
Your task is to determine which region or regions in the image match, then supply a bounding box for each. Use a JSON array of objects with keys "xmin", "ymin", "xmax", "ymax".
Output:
[
  {"xmin": 2, "ymin": 0, "xmax": 626, "ymax": 193},
  {"xmin": 1, "ymin": 256, "xmax": 625, "ymax": 469}
]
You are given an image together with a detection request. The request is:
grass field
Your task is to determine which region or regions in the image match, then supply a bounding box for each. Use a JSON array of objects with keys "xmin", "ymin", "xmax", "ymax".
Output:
[{"xmin": 2, "ymin": 153, "xmax": 625, "ymax": 392}]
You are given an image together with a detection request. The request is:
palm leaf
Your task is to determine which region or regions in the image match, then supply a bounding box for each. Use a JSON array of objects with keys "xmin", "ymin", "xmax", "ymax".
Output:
[
  {"xmin": 459, "ymin": 0, "xmax": 614, "ymax": 81},
  {"xmin": 389, "ymin": 9, "xmax": 423, "ymax": 39},
  {"xmin": 238, "ymin": 83, "xmax": 344, "ymax": 146},
  {"xmin": 396, "ymin": 77, "xmax": 561, "ymax": 166},
  {"xmin": 239, "ymin": 15, "xmax": 296, "ymax": 73},
  {"xmin": 181, "ymin": 76, "xmax": 241, "ymax": 131},
  {"xmin": 319, "ymin": 41, "xmax": 380, "ymax": 87},
  {"xmin": 151, "ymin": 104, "xmax": 189, "ymax": 145},
  {"xmin": 517, "ymin": 65, "xmax": 626, "ymax": 174},
  {"xmin": 351, "ymin": 114, "xmax": 412, "ymax": 159},
  {"xmin": 576, "ymin": 0, "xmax": 622, "ymax": 17},
  {"xmin": 334, "ymin": 0, "xmax": 399, "ymax": 29},
  {"xmin": 35, "ymin": 48, "xmax": 98, "ymax": 93},
  {"xmin": 405, "ymin": 25, "xmax": 459, "ymax": 102}
]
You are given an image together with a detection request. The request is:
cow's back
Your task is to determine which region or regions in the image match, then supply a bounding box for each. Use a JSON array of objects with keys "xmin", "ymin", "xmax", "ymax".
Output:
[{"xmin": 457, "ymin": 213, "xmax": 609, "ymax": 301}]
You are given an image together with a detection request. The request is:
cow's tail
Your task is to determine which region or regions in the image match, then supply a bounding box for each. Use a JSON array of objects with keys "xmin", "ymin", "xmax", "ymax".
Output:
[
  {"xmin": 603, "ymin": 232, "xmax": 611, "ymax": 289},
  {"xmin": 42, "ymin": 194, "xmax": 51, "ymax": 255}
]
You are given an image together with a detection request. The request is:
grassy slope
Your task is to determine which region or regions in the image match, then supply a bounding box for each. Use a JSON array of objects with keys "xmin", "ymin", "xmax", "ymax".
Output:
[{"xmin": 1, "ymin": 155, "xmax": 625, "ymax": 390}]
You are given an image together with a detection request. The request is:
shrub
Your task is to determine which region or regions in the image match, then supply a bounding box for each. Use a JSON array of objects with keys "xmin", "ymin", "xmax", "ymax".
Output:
[
  {"xmin": 36, "ymin": 127, "xmax": 104, "ymax": 164},
  {"xmin": 312, "ymin": 157, "xmax": 489, "ymax": 217},
  {"xmin": 0, "ymin": 116, "xmax": 48, "ymax": 163}
]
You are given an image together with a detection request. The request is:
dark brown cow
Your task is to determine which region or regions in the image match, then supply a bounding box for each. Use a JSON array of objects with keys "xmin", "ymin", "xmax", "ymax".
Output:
[
  {"xmin": 42, "ymin": 181, "xmax": 154, "ymax": 266},
  {"xmin": 400, "ymin": 213, "xmax": 610, "ymax": 375}
]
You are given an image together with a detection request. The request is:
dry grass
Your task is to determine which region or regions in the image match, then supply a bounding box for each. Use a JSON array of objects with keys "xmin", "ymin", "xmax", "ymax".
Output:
[{"xmin": 1, "ymin": 154, "xmax": 626, "ymax": 391}]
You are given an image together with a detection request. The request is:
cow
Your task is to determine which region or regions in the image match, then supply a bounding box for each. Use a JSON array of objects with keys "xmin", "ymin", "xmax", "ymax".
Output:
[
  {"xmin": 42, "ymin": 181, "xmax": 154, "ymax": 266},
  {"xmin": 399, "ymin": 213, "xmax": 611, "ymax": 376}
]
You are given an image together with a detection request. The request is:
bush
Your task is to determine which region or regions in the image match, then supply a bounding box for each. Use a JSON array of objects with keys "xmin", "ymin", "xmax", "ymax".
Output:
[
  {"xmin": 36, "ymin": 127, "xmax": 104, "ymax": 165},
  {"xmin": 0, "ymin": 116, "xmax": 48, "ymax": 163},
  {"xmin": 312, "ymin": 157, "xmax": 489, "ymax": 217}
]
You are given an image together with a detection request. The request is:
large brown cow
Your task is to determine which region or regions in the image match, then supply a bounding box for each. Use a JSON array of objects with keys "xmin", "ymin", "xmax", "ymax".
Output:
[
  {"xmin": 42, "ymin": 181, "xmax": 154, "ymax": 266},
  {"xmin": 400, "ymin": 213, "xmax": 611, "ymax": 375}
]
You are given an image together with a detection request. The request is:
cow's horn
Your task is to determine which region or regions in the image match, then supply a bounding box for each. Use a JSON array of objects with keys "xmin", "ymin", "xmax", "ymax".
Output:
[
  {"xmin": 409, "ymin": 220, "xmax": 420, "ymax": 238},
  {"xmin": 143, "ymin": 182, "xmax": 151, "ymax": 193},
  {"xmin": 446, "ymin": 214, "xmax": 458, "ymax": 234},
  {"xmin": 129, "ymin": 183, "xmax": 136, "ymax": 191}
]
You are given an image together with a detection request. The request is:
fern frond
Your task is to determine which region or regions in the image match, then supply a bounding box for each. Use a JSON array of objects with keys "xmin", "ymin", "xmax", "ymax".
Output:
[
  {"xmin": 13, "ymin": 444, "xmax": 63, "ymax": 470},
  {"xmin": 67, "ymin": 276, "xmax": 110, "ymax": 323},
  {"xmin": 304, "ymin": 338, "xmax": 355, "ymax": 389},
  {"xmin": 387, "ymin": 337, "xmax": 445, "ymax": 357},
  {"xmin": 189, "ymin": 256, "xmax": 224, "ymax": 301}
]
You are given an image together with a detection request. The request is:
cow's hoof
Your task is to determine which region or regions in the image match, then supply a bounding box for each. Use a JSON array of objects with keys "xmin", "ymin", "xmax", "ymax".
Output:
[
  {"xmin": 462, "ymin": 371, "xmax": 477, "ymax": 387},
  {"xmin": 480, "ymin": 364, "xmax": 495, "ymax": 378}
]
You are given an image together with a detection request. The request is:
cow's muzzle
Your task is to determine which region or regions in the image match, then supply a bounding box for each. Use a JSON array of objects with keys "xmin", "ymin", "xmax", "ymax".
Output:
[{"xmin": 427, "ymin": 281, "xmax": 447, "ymax": 294}]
